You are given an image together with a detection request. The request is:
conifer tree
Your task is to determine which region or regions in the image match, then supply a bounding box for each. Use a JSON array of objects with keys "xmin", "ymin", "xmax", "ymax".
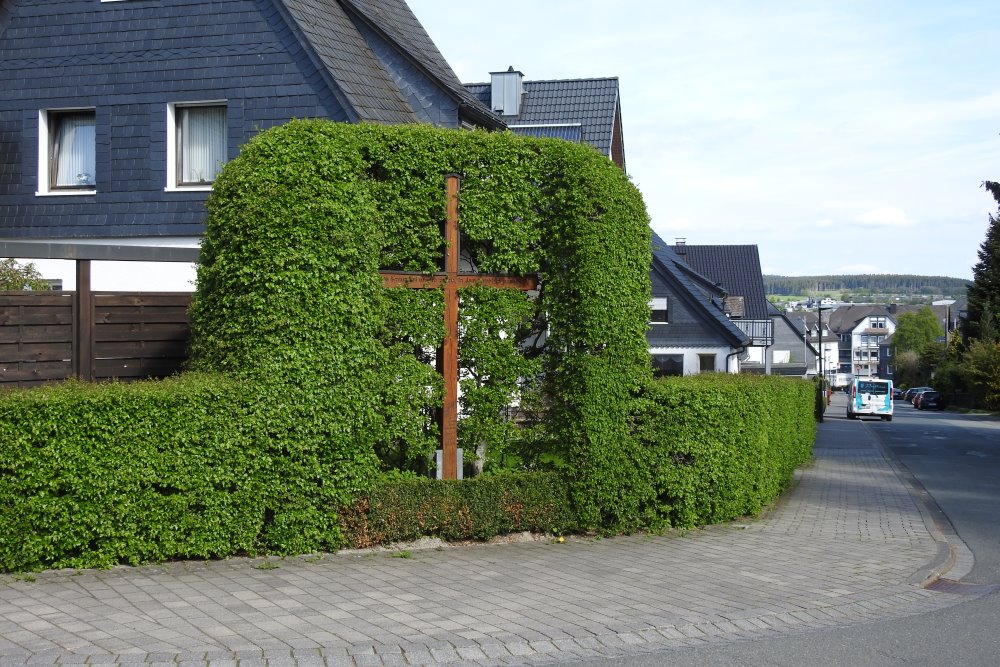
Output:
[{"xmin": 966, "ymin": 182, "xmax": 1000, "ymax": 342}]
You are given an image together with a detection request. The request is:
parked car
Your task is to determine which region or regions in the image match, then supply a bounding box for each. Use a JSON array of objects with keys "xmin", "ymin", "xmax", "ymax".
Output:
[
  {"xmin": 916, "ymin": 390, "xmax": 946, "ymax": 410},
  {"xmin": 904, "ymin": 386, "xmax": 933, "ymax": 403},
  {"xmin": 892, "ymin": 387, "xmax": 904, "ymax": 400},
  {"xmin": 911, "ymin": 389, "xmax": 934, "ymax": 408}
]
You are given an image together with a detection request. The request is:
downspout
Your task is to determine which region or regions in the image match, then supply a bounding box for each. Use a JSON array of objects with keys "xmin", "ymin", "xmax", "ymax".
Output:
[{"xmin": 726, "ymin": 346, "xmax": 746, "ymax": 374}]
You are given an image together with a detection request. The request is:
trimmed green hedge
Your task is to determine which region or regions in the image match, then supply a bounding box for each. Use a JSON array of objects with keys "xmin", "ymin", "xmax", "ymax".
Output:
[
  {"xmin": 337, "ymin": 374, "xmax": 816, "ymax": 546},
  {"xmin": 0, "ymin": 372, "xmax": 815, "ymax": 571},
  {"xmin": 0, "ymin": 121, "xmax": 818, "ymax": 572},
  {"xmin": 338, "ymin": 472, "xmax": 576, "ymax": 548},
  {"xmin": 188, "ymin": 120, "xmax": 653, "ymax": 531},
  {"xmin": 634, "ymin": 374, "xmax": 815, "ymax": 528},
  {"xmin": 0, "ymin": 374, "xmax": 357, "ymax": 572}
]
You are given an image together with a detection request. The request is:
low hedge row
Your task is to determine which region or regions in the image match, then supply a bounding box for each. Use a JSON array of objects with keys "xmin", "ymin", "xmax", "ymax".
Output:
[
  {"xmin": 337, "ymin": 472, "xmax": 576, "ymax": 548},
  {"xmin": 0, "ymin": 374, "xmax": 357, "ymax": 572},
  {"xmin": 0, "ymin": 373, "xmax": 814, "ymax": 571},
  {"xmin": 635, "ymin": 374, "xmax": 815, "ymax": 528}
]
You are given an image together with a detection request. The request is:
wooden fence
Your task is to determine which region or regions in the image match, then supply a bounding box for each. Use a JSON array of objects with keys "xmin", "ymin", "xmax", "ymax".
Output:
[{"xmin": 0, "ymin": 291, "xmax": 192, "ymax": 388}]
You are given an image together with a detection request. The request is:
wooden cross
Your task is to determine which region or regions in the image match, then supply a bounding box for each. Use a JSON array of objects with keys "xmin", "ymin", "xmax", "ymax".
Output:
[{"xmin": 381, "ymin": 175, "xmax": 538, "ymax": 480}]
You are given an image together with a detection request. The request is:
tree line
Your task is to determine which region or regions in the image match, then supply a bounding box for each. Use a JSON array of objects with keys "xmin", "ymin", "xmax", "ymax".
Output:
[{"xmin": 763, "ymin": 274, "xmax": 968, "ymax": 296}]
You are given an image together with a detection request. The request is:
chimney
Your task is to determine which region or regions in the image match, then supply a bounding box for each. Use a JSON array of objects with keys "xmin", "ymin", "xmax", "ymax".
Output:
[
  {"xmin": 490, "ymin": 66, "xmax": 524, "ymax": 117},
  {"xmin": 675, "ymin": 238, "xmax": 687, "ymax": 259}
]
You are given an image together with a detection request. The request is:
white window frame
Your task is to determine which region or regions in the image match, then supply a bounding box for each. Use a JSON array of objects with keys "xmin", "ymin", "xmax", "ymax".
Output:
[
  {"xmin": 166, "ymin": 101, "xmax": 227, "ymax": 192},
  {"xmin": 37, "ymin": 108, "xmax": 97, "ymax": 197},
  {"xmin": 649, "ymin": 297, "xmax": 669, "ymax": 324}
]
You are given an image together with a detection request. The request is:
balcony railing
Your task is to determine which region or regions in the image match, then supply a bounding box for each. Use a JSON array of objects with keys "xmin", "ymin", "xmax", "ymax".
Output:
[{"xmin": 735, "ymin": 319, "xmax": 773, "ymax": 346}]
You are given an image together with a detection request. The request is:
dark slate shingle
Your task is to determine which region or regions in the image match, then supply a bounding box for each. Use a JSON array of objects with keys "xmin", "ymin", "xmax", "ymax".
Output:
[{"xmin": 464, "ymin": 77, "xmax": 619, "ymax": 156}]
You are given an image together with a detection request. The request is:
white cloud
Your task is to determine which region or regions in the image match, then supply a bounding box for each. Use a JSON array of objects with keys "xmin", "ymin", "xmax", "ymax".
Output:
[{"xmin": 855, "ymin": 206, "xmax": 912, "ymax": 228}]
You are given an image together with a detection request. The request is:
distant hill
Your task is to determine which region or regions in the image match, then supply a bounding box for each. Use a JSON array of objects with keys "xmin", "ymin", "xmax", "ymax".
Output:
[{"xmin": 764, "ymin": 274, "xmax": 968, "ymax": 298}]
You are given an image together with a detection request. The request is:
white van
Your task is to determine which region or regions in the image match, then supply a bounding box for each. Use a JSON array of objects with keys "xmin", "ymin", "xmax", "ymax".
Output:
[{"xmin": 846, "ymin": 377, "xmax": 893, "ymax": 421}]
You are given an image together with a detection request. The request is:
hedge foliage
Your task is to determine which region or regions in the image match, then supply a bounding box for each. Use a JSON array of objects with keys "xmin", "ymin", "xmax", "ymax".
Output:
[
  {"xmin": 0, "ymin": 121, "xmax": 818, "ymax": 572},
  {"xmin": 188, "ymin": 120, "xmax": 653, "ymax": 531},
  {"xmin": 0, "ymin": 374, "xmax": 351, "ymax": 572},
  {"xmin": 338, "ymin": 472, "xmax": 576, "ymax": 548},
  {"xmin": 634, "ymin": 374, "xmax": 816, "ymax": 528}
]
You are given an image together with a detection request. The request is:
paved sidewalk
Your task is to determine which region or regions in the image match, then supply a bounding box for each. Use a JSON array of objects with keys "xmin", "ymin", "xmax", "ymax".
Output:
[{"xmin": 0, "ymin": 394, "xmax": 976, "ymax": 666}]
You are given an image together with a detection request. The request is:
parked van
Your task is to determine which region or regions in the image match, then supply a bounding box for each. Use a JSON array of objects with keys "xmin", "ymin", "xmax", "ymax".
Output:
[{"xmin": 847, "ymin": 377, "xmax": 893, "ymax": 421}]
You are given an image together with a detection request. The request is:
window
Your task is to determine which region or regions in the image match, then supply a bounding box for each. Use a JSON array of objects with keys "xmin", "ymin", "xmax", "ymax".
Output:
[
  {"xmin": 871, "ymin": 317, "xmax": 887, "ymax": 329},
  {"xmin": 38, "ymin": 109, "xmax": 96, "ymax": 195},
  {"xmin": 651, "ymin": 354, "xmax": 683, "ymax": 377},
  {"xmin": 698, "ymin": 354, "xmax": 716, "ymax": 373},
  {"xmin": 167, "ymin": 102, "xmax": 227, "ymax": 189},
  {"xmin": 649, "ymin": 297, "xmax": 668, "ymax": 324}
]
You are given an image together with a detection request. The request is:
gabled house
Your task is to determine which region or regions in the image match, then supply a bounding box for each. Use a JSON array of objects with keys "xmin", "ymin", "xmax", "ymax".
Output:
[
  {"xmin": 667, "ymin": 242, "xmax": 778, "ymax": 373},
  {"xmin": 464, "ymin": 68, "xmax": 626, "ymax": 171},
  {"xmin": 648, "ymin": 232, "xmax": 750, "ymax": 375},
  {"xmin": 464, "ymin": 71, "xmax": 756, "ymax": 371},
  {"xmin": 0, "ymin": 0, "xmax": 501, "ymax": 247},
  {"xmin": 767, "ymin": 302, "xmax": 819, "ymax": 376},
  {"xmin": 809, "ymin": 303, "xmax": 956, "ymax": 379}
]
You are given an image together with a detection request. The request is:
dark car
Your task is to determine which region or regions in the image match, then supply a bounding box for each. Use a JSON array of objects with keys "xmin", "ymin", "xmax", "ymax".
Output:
[
  {"xmin": 892, "ymin": 387, "xmax": 904, "ymax": 400},
  {"xmin": 916, "ymin": 390, "xmax": 946, "ymax": 410},
  {"xmin": 904, "ymin": 386, "xmax": 933, "ymax": 403},
  {"xmin": 910, "ymin": 388, "xmax": 935, "ymax": 407}
]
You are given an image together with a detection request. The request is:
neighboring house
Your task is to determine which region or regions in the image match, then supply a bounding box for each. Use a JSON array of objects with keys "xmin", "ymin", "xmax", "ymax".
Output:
[
  {"xmin": 804, "ymin": 312, "xmax": 842, "ymax": 379},
  {"xmin": 464, "ymin": 69, "xmax": 751, "ymax": 370},
  {"xmin": 768, "ymin": 302, "xmax": 818, "ymax": 376},
  {"xmin": 648, "ymin": 232, "xmax": 749, "ymax": 375},
  {"xmin": 0, "ymin": 0, "xmax": 502, "ymax": 249},
  {"xmin": 806, "ymin": 303, "xmax": 956, "ymax": 379},
  {"xmin": 464, "ymin": 68, "xmax": 626, "ymax": 171},
  {"xmin": 667, "ymin": 242, "xmax": 776, "ymax": 373}
]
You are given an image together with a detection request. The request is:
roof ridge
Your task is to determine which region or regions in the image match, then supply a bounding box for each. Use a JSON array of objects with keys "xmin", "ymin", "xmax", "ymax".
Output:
[{"xmin": 465, "ymin": 76, "xmax": 620, "ymax": 86}]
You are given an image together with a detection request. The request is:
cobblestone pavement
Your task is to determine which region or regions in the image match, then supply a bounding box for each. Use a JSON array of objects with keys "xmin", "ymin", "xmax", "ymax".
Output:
[{"xmin": 0, "ymin": 394, "xmax": 978, "ymax": 666}]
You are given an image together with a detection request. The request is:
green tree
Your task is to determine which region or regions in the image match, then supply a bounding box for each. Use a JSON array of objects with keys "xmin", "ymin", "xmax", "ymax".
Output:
[
  {"xmin": 892, "ymin": 349, "xmax": 922, "ymax": 388},
  {"xmin": 963, "ymin": 338, "xmax": 1000, "ymax": 409},
  {"xmin": 890, "ymin": 306, "xmax": 943, "ymax": 357},
  {"xmin": 0, "ymin": 258, "xmax": 47, "ymax": 290},
  {"xmin": 965, "ymin": 182, "xmax": 1000, "ymax": 341}
]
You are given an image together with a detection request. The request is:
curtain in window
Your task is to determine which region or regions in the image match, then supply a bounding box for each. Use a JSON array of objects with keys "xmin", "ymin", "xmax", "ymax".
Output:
[
  {"xmin": 180, "ymin": 106, "xmax": 226, "ymax": 184},
  {"xmin": 52, "ymin": 113, "xmax": 95, "ymax": 188}
]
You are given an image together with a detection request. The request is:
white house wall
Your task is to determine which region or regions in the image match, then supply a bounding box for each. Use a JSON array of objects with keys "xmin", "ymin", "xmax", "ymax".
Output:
[{"xmin": 649, "ymin": 346, "xmax": 739, "ymax": 375}]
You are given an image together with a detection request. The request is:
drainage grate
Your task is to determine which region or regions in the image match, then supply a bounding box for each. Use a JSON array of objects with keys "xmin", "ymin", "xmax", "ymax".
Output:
[{"xmin": 926, "ymin": 578, "xmax": 1000, "ymax": 596}]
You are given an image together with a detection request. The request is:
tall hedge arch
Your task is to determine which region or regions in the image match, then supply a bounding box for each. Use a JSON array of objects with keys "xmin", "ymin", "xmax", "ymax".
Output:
[{"xmin": 189, "ymin": 119, "xmax": 652, "ymax": 532}]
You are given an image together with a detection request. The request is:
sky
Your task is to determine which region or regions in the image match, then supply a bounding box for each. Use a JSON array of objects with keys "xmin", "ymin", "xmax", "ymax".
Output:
[
  {"xmin": 23, "ymin": 0, "xmax": 998, "ymax": 289},
  {"xmin": 409, "ymin": 0, "xmax": 999, "ymax": 280}
]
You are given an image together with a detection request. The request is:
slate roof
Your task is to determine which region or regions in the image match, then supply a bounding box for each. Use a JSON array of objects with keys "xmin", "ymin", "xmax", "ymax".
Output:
[
  {"xmin": 463, "ymin": 77, "xmax": 620, "ymax": 157},
  {"xmin": 651, "ymin": 232, "xmax": 750, "ymax": 347},
  {"xmin": 279, "ymin": 0, "xmax": 501, "ymax": 127},
  {"xmin": 669, "ymin": 245, "xmax": 771, "ymax": 320}
]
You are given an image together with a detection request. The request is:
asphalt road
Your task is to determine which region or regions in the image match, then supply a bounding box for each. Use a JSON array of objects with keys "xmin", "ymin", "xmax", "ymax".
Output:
[{"xmin": 578, "ymin": 396, "xmax": 1000, "ymax": 667}]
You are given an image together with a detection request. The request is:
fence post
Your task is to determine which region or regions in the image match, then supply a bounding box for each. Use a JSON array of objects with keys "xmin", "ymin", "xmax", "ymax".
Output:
[{"xmin": 74, "ymin": 259, "xmax": 94, "ymax": 381}]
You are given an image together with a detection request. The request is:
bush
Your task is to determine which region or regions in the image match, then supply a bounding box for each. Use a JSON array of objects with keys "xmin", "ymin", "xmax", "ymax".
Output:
[
  {"xmin": 0, "ymin": 374, "xmax": 342, "ymax": 572},
  {"xmin": 634, "ymin": 374, "xmax": 815, "ymax": 528},
  {"xmin": 337, "ymin": 472, "xmax": 577, "ymax": 548}
]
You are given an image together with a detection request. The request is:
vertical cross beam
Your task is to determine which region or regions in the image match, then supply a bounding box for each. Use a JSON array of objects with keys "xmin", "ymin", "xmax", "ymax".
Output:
[{"xmin": 440, "ymin": 175, "xmax": 461, "ymax": 479}]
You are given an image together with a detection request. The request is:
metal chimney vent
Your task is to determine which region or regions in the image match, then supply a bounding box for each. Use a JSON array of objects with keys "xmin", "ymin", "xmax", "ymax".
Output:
[{"xmin": 490, "ymin": 66, "xmax": 524, "ymax": 117}]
